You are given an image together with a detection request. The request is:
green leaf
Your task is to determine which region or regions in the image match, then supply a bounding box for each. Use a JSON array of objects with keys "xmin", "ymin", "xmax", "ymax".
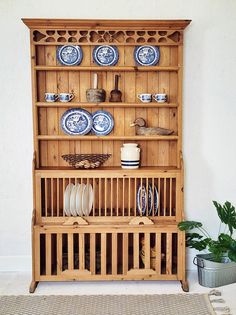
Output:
[
  {"xmin": 186, "ymin": 238, "xmax": 211, "ymax": 251},
  {"xmin": 228, "ymin": 250, "xmax": 236, "ymax": 262},
  {"xmin": 213, "ymin": 200, "xmax": 236, "ymax": 235},
  {"xmin": 178, "ymin": 221, "xmax": 202, "ymax": 231},
  {"xmin": 186, "ymin": 233, "xmax": 203, "ymax": 241}
]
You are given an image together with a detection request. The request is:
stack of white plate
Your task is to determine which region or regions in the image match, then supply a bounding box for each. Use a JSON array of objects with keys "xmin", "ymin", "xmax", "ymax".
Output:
[{"xmin": 63, "ymin": 183, "xmax": 94, "ymax": 216}]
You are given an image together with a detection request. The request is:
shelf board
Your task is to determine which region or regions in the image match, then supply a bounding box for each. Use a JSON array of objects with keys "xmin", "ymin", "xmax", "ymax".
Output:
[
  {"xmin": 34, "ymin": 66, "xmax": 179, "ymax": 72},
  {"xmin": 35, "ymin": 166, "xmax": 181, "ymax": 174},
  {"xmin": 36, "ymin": 102, "xmax": 178, "ymax": 108},
  {"xmin": 37, "ymin": 135, "xmax": 178, "ymax": 141}
]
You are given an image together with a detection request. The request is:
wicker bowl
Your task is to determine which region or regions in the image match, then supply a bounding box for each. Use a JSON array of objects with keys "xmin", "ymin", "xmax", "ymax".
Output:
[{"xmin": 62, "ymin": 154, "xmax": 111, "ymax": 169}]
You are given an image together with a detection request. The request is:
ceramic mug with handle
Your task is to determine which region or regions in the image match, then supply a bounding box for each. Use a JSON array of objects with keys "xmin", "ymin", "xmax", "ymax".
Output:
[
  {"xmin": 137, "ymin": 93, "xmax": 152, "ymax": 103},
  {"xmin": 59, "ymin": 93, "xmax": 75, "ymax": 102},
  {"xmin": 45, "ymin": 92, "xmax": 59, "ymax": 102},
  {"xmin": 152, "ymin": 93, "xmax": 167, "ymax": 103}
]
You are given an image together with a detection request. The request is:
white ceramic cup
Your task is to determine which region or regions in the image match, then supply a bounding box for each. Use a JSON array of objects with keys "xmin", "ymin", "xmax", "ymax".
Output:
[
  {"xmin": 121, "ymin": 143, "xmax": 140, "ymax": 169},
  {"xmin": 137, "ymin": 93, "xmax": 152, "ymax": 103},
  {"xmin": 45, "ymin": 92, "xmax": 59, "ymax": 102},
  {"xmin": 59, "ymin": 93, "xmax": 74, "ymax": 102},
  {"xmin": 152, "ymin": 93, "xmax": 167, "ymax": 103}
]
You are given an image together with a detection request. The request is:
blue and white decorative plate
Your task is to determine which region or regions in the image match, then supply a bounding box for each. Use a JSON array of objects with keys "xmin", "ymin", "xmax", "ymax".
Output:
[
  {"xmin": 61, "ymin": 108, "xmax": 93, "ymax": 135},
  {"xmin": 93, "ymin": 45, "xmax": 119, "ymax": 66},
  {"xmin": 92, "ymin": 110, "xmax": 114, "ymax": 136},
  {"xmin": 57, "ymin": 45, "xmax": 83, "ymax": 66},
  {"xmin": 137, "ymin": 184, "xmax": 159, "ymax": 215},
  {"xmin": 134, "ymin": 46, "xmax": 160, "ymax": 66}
]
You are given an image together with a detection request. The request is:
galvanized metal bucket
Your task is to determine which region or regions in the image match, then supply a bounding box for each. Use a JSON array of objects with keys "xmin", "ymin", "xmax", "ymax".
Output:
[{"xmin": 194, "ymin": 253, "xmax": 236, "ymax": 288}]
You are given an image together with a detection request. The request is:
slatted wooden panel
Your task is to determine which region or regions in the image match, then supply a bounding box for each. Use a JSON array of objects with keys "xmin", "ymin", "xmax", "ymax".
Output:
[
  {"xmin": 36, "ymin": 172, "xmax": 180, "ymax": 220},
  {"xmin": 36, "ymin": 45, "xmax": 179, "ymax": 168},
  {"xmin": 35, "ymin": 227, "xmax": 181, "ymax": 280}
]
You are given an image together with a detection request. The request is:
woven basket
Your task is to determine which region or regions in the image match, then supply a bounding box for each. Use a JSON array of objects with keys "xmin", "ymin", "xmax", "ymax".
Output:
[{"xmin": 62, "ymin": 154, "xmax": 111, "ymax": 169}]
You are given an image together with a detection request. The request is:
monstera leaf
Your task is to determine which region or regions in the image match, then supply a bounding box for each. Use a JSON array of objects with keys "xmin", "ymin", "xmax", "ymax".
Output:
[
  {"xmin": 213, "ymin": 200, "xmax": 236, "ymax": 235},
  {"xmin": 178, "ymin": 221, "xmax": 202, "ymax": 231}
]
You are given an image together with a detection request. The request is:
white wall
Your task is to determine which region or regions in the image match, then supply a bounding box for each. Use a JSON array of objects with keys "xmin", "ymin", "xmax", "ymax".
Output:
[{"xmin": 0, "ymin": 0, "xmax": 236, "ymax": 271}]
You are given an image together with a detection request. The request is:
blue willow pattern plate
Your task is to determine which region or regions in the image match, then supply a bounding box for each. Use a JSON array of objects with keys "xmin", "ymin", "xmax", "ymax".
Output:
[
  {"xmin": 92, "ymin": 110, "xmax": 114, "ymax": 136},
  {"xmin": 93, "ymin": 45, "xmax": 119, "ymax": 66},
  {"xmin": 137, "ymin": 184, "xmax": 158, "ymax": 215},
  {"xmin": 134, "ymin": 46, "xmax": 160, "ymax": 66},
  {"xmin": 57, "ymin": 45, "xmax": 83, "ymax": 66},
  {"xmin": 61, "ymin": 108, "xmax": 93, "ymax": 135}
]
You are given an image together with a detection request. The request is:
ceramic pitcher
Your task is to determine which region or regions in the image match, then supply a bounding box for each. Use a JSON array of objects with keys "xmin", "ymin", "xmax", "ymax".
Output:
[{"xmin": 121, "ymin": 143, "xmax": 140, "ymax": 169}]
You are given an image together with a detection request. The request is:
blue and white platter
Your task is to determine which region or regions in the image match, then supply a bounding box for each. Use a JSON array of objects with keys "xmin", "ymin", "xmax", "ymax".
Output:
[
  {"xmin": 60, "ymin": 108, "xmax": 93, "ymax": 135},
  {"xmin": 57, "ymin": 45, "xmax": 83, "ymax": 66},
  {"xmin": 93, "ymin": 45, "xmax": 119, "ymax": 66},
  {"xmin": 134, "ymin": 46, "xmax": 160, "ymax": 66},
  {"xmin": 92, "ymin": 110, "xmax": 114, "ymax": 135},
  {"xmin": 137, "ymin": 184, "xmax": 158, "ymax": 215}
]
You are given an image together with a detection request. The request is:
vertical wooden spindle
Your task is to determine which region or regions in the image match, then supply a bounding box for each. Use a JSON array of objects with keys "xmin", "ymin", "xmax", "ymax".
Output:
[
  {"xmin": 79, "ymin": 234, "xmax": 85, "ymax": 270},
  {"xmin": 144, "ymin": 233, "xmax": 150, "ymax": 269},
  {"xmin": 90, "ymin": 233, "xmax": 96, "ymax": 274},
  {"xmin": 57, "ymin": 233, "xmax": 62, "ymax": 275},
  {"xmin": 166, "ymin": 233, "xmax": 172, "ymax": 275},
  {"xmin": 68, "ymin": 233, "xmax": 74, "ymax": 270},
  {"xmin": 155, "ymin": 233, "xmax": 161, "ymax": 274},
  {"xmin": 46, "ymin": 233, "xmax": 51, "ymax": 275},
  {"xmin": 133, "ymin": 233, "xmax": 139, "ymax": 269},
  {"xmin": 112, "ymin": 233, "xmax": 117, "ymax": 275},
  {"xmin": 123, "ymin": 233, "xmax": 128, "ymax": 274},
  {"xmin": 101, "ymin": 233, "xmax": 107, "ymax": 275}
]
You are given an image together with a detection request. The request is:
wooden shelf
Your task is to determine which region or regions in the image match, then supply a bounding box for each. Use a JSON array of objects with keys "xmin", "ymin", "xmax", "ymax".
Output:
[
  {"xmin": 35, "ymin": 66, "xmax": 179, "ymax": 72},
  {"xmin": 36, "ymin": 102, "xmax": 178, "ymax": 108},
  {"xmin": 37, "ymin": 135, "xmax": 178, "ymax": 141},
  {"xmin": 36, "ymin": 166, "xmax": 181, "ymax": 173}
]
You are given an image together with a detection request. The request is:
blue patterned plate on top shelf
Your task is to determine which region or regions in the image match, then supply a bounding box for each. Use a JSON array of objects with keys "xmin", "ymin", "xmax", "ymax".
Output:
[
  {"xmin": 61, "ymin": 108, "xmax": 93, "ymax": 135},
  {"xmin": 92, "ymin": 110, "xmax": 114, "ymax": 136},
  {"xmin": 93, "ymin": 45, "xmax": 119, "ymax": 66},
  {"xmin": 57, "ymin": 45, "xmax": 83, "ymax": 66},
  {"xmin": 134, "ymin": 46, "xmax": 160, "ymax": 66}
]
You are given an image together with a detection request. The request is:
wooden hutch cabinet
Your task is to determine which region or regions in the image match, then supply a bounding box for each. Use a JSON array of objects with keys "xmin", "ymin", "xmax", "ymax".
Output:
[{"xmin": 23, "ymin": 19, "xmax": 191, "ymax": 293}]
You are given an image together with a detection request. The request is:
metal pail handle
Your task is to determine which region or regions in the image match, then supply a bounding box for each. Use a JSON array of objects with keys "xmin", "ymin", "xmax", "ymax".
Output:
[{"xmin": 193, "ymin": 256, "xmax": 204, "ymax": 268}]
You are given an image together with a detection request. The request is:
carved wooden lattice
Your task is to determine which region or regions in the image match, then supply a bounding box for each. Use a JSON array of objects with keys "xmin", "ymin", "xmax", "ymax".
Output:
[{"xmin": 32, "ymin": 29, "xmax": 182, "ymax": 45}]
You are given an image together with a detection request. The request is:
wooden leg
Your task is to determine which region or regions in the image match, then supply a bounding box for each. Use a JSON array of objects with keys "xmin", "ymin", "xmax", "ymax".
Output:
[
  {"xmin": 29, "ymin": 281, "xmax": 38, "ymax": 293},
  {"xmin": 180, "ymin": 280, "xmax": 189, "ymax": 292}
]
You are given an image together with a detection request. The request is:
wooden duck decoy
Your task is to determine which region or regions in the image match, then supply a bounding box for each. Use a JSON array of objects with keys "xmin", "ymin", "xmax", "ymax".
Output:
[{"xmin": 130, "ymin": 117, "xmax": 174, "ymax": 136}]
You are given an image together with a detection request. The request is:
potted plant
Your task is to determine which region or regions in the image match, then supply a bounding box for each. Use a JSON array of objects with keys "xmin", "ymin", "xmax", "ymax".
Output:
[{"xmin": 178, "ymin": 201, "xmax": 236, "ymax": 287}]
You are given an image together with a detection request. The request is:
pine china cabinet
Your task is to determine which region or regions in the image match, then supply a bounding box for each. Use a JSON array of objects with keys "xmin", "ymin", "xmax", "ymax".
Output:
[{"xmin": 23, "ymin": 19, "xmax": 191, "ymax": 293}]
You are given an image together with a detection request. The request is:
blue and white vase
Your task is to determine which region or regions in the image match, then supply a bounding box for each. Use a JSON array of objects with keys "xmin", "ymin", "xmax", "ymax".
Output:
[{"xmin": 121, "ymin": 143, "xmax": 140, "ymax": 169}]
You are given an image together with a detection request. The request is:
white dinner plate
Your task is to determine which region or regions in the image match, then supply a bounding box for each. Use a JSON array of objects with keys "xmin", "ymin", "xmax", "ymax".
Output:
[
  {"xmin": 75, "ymin": 184, "xmax": 81, "ymax": 216},
  {"xmin": 64, "ymin": 183, "xmax": 74, "ymax": 216},
  {"xmin": 87, "ymin": 184, "xmax": 94, "ymax": 216},
  {"xmin": 81, "ymin": 184, "xmax": 88, "ymax": 215},
  {"xmin": 77, "ymin": 183, "xmax": 85, "ymax": 216},
  {"xmin": 70, "ymin": 184, "xmax": 78, "ymax": 216}
]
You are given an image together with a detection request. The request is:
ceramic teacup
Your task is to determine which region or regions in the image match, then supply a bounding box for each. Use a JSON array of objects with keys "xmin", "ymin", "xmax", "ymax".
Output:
[
  {"xmin": 59, "ymin": 93, "xmax": 74, "ymax": 102},
  {"xmin": 152, "ymin": 93, "xmax": 167, "ymax": 103},
  {"xmin": 137, "ymin": 93, "xmax": 152, "ymax": 103},
  {"xmin": 45, "ymin": 92, "xmax": 58, "ymax": 102}
]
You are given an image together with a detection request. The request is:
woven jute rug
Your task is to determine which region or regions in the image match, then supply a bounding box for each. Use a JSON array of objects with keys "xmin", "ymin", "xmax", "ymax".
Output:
[{"xmin": 0, "ymin": 293, "xmax": 226, "ymax": 315}]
